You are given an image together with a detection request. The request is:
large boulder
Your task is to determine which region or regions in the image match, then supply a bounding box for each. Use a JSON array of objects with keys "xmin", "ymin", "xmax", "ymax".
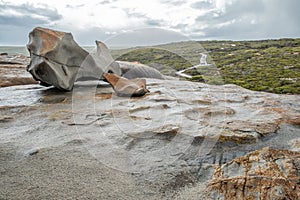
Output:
[{"xmin": 26, "ymin": 27, "xmax": 121, "ymax": 90}]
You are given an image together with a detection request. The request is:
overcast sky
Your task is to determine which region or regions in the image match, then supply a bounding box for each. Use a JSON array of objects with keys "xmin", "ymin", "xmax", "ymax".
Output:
[{"xmin": 0, "ymin": 0, "xmax": 299, "ymax": 46}]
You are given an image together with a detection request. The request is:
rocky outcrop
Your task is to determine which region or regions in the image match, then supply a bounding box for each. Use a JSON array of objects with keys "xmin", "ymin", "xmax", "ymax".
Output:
[
  {"xmin": 117, "ymin": 61, "xmax": 164, "ymax": 79},
  {"xmin": 207, "ymin": 147, "xmax": 300, "ymax": 200},
  {"xmin": 26, "ymin": 27, "xmax": 121, "ymax": 90}
]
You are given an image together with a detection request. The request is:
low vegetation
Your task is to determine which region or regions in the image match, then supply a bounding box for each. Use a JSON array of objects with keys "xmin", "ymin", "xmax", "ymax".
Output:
[{"xmin": 112, "ymin": 38, "xmax": 300, "ymax": 94}]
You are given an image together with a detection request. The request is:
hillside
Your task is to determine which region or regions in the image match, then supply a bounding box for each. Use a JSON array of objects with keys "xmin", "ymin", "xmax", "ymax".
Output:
[{"xmin": 111, "ymin": 38, "xmax": 300, "ymax": 94}]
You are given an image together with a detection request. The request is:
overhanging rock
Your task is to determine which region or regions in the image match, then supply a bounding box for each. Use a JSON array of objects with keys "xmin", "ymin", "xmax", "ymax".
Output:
[{"xmin": 26, "ymin": 27, "xmax": 121, "ymax": 90}]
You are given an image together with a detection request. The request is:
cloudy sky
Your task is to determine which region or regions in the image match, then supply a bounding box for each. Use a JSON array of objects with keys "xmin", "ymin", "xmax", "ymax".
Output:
[{"xmin": 0, "ymin": 0, "xmax": 299, "ymax": 46}]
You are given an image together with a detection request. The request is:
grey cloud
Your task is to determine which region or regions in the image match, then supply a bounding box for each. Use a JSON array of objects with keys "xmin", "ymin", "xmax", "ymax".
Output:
[
  {"xmin": 146, "ymin": 20, "xmax": 162, "ymax": 26},
  {"xmin": 124, "ymin": 8, "xmax": 146, "ymax": 18},
  {"xmin": 123, "ymin": 9, "xmax": 162, "ymax": 27},
  {"xmin": 70, "ymin": 27, "xmax": 113, "ymax": 46},
  {"xmin": 0, "ymin": 1, "xmax": 62, "ymax": 26},
  {"xmin": 1, "ymin": 0, "xmax": 300, "ymax": 45},
  {"xmin": 259, "ymin": 0, "xmax": 300, "ymax": 38},
  {"xmin": 0, "ymin": 2, "xmax": 62, "ymax": 22},
  {"xmin": 66, "ymin": 4, "xmax": 85, "ymax": 9},
  {"xmin": 191, "ymin": 1, "xmax": 214, "ymax": 10},
  {"xmin": 0, "ymin": 1, "xmax": 62, "ymax": 45},
  {"xmin": 97, "ymin": 0, "xmax": 118, "ymax": 5},
  {"xmin": 160, "ymin": 0, "xmax": 186, "ymax": 6},
  {"xmin": 57, "ymin": 27, "xmax": 188, "ymax": 47},
  {"xmin": 171, "ymin": 23, "xmax": 189, "ymax": 30},
  {"xmin": 198, "ymin": 19, "xmax": 261, "ymax": 40},
  {"xmin": 196, "ymin": 0, "xmax": 265, "ymax": 24},
  {"xmin": 192, "ymin": 0, "xmax": 300, "ymax": 40},
  {"xmin": 105, "ymin": 28, "xmax": 188, "ymax": 47},
  {"xmin": 225, "ymin": 0, "xmax": 265, "ymax": 14}
]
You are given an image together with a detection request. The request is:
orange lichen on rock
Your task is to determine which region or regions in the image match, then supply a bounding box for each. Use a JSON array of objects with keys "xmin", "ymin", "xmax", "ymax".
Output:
[
  {"xmin": 103, "ymin": 73, "xmax": 149, "ymax": 97},
  {"xmin": 37, "ymin": 27, "xmax": 65, "ymax": 55},
  {"xmin": 268, "ymin": 107, "xmax": 300, "ymax": 126},
  {"xmin": 208, "ymin": 147, "xmax": 300, "ymax": 200}
]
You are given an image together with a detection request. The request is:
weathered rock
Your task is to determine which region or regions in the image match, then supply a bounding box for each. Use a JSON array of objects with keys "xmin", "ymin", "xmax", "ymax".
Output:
[
  {"xmin": 103, "ymin": 73, "xmax": 149, "ymax": 97},
  {"xmin": 95, "ymin": 41, "xmax": 121, "ymax": 76},
  {"xmin": 0, "ymin": 64, "xmax": 38, "ymax": 87},
  {"xmin": 0, "ymin": 54, "xmax": 29, "ymax": 65},
  {"xmin": 289, "ymin": 138, "xmax": 300, "ymax": 151},
  {"xmin": 207, "ymin": 147, "xmax": 300, "ymax": 200},
  {"xmin": 117, "ymin": 61, "xmax": 164, "ymax": 79},
  {"xmin": 26, "ymin": 27, "xmax": 121, "ymax": 90},
  {"xmin": 0, "ymin": 54, "xmax": 37, "ymax": 87},
  {"xmin": 0, "ymin": 115, "xmax": 13, "ymax": 122},
  {"xmin": 1, "ymin": 77, "xmax": 300, "ymax": 199}
]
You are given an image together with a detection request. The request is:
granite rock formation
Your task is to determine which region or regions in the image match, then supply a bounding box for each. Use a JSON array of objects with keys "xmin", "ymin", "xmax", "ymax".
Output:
[
  {"xmin": 26, "ymin": 27, "xmax": 121, "ymax": 90},
  {"xmin": 207, "ymin": 147, "xmax": 300, "ymax": 200}
]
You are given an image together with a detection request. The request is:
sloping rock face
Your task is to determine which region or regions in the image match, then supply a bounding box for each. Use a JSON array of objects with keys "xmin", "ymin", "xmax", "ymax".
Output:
[
  {"xmin": 27, "ymin": 27, "xmax": 121, "ymax": 90},
  {"xmin": 0, "ymin": 78, "xmax": 299, "ymax": 199},
  {"xmin": 208, "ymin": 148, "xmax": 300, "ymax": 200}
]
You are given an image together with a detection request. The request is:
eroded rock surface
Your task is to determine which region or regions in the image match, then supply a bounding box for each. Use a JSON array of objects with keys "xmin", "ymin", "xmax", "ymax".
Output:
[
  {"xmin": 0, "ymin": 54, "xmax": 29, "ymax": 65},
  {"xmin": 207, "ymin": 147, "xmax": 300, "ymax": 200},
  {"xmin": 0, "ymin": 78, "xmax": 299, "ymax": 199},
  {"xmin": 0, "ymin": 54, "xmax": 37, "ymax": 87}
]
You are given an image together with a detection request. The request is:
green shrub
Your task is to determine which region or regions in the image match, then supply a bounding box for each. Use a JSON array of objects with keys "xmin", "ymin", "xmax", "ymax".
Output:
[{"xmin": 112, "ymin": 38, "xmax": 300, "ymax": 94}]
